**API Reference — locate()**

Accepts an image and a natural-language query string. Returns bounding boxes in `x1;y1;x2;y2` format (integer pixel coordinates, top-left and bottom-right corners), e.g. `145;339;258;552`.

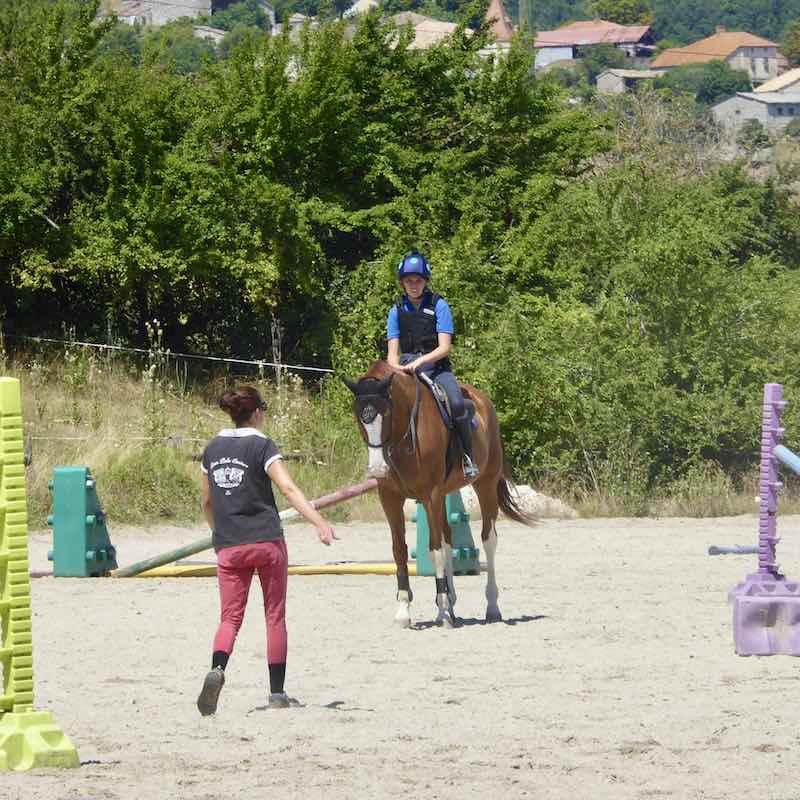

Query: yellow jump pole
136;562;420;578
0;377;79;771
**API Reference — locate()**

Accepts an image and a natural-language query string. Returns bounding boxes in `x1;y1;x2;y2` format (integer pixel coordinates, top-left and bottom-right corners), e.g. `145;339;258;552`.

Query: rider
386;250;479;480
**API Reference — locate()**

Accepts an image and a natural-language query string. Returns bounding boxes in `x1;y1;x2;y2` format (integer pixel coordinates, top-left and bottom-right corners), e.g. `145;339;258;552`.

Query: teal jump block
46;467;117;577
411;491;480;577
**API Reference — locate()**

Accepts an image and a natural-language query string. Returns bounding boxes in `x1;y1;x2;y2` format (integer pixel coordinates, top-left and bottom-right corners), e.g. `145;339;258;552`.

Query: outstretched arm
267;459;336;545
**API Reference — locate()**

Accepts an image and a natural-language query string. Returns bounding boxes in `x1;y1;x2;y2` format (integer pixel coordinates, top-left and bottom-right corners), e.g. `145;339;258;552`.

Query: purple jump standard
729;383;800;656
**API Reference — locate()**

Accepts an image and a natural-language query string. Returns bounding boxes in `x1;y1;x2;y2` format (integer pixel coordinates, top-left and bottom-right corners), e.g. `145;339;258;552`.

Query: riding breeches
400;355;466;420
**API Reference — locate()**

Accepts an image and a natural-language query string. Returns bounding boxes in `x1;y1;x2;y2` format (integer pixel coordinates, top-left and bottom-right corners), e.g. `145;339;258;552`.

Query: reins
382;375;421;478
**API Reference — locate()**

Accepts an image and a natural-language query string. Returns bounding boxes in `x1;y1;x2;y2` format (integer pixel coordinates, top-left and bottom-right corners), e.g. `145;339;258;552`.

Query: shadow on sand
412;613;547;630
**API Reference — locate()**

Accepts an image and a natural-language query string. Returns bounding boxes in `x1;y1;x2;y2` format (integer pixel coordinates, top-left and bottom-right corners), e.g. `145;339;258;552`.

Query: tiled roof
485;0;515;43
391;13;462;50
732;91;800;104
534;19;651;47
652;31;777;68
754;67;800;92
599;68;665;79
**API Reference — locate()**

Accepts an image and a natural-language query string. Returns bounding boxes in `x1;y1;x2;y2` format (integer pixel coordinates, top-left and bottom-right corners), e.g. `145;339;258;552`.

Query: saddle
409;372;477;481
416;372;476;430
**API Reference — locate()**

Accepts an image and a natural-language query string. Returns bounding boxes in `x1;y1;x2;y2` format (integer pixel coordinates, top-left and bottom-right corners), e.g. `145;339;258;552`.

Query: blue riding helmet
397;251;431;281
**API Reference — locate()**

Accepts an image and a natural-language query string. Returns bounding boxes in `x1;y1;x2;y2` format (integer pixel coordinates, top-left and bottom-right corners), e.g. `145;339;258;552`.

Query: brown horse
344;360;534;627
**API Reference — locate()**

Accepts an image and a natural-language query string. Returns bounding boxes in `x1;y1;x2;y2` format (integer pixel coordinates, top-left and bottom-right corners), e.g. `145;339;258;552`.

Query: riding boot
455;415;479;479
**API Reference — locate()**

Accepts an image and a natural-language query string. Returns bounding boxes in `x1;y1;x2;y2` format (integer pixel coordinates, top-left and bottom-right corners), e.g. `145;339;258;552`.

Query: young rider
386;250;478;480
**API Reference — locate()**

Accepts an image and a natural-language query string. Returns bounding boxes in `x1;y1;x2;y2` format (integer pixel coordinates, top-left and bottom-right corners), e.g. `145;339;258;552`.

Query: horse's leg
425;490;456;627
440;502;457;612
379;485;413;628
474;475;502;622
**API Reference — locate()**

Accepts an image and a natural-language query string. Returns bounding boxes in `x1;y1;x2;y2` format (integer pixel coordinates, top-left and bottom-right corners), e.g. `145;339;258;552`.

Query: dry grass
5;344;793;528
5;344;385;530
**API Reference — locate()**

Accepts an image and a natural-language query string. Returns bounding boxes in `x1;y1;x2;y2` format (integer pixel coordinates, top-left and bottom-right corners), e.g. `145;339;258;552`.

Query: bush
654;61;751;105
737;118;771;152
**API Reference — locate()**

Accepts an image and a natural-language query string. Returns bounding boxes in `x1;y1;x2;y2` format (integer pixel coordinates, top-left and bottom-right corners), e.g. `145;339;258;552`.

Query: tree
736;118;770;152
97;21;143;64
141;20;217;74
581;43;627;84
653;60;751;105
587;0;653;25
783;19;800;68
202;0;274;31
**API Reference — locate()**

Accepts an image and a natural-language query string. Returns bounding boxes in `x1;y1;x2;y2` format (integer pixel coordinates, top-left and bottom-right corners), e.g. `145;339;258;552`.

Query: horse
344;360;535;628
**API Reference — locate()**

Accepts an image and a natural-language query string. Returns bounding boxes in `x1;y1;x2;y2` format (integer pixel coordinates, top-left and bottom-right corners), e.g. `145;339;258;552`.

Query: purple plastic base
730;573;800;656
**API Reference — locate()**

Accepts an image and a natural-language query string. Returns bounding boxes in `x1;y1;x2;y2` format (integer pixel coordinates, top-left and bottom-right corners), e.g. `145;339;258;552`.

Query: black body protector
396;290;451;370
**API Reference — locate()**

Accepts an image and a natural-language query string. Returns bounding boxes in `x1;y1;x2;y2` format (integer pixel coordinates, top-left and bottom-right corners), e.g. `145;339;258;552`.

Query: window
777;107;784;115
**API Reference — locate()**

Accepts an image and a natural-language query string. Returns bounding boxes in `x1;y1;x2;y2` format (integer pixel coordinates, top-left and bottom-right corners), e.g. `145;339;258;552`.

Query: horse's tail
497;457;537;526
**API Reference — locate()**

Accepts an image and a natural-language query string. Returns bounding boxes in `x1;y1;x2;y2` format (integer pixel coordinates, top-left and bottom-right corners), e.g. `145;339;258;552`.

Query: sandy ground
6;513;800;800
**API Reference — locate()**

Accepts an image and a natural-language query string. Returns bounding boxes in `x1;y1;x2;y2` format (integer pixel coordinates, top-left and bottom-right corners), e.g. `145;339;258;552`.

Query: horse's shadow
412;613;547;630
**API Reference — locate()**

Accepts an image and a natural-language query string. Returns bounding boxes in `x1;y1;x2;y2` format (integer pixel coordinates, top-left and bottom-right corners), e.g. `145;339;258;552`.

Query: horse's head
343;366;396;479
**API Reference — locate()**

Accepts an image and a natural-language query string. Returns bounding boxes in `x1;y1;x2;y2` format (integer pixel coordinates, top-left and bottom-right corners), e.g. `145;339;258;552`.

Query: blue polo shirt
387;295;454;340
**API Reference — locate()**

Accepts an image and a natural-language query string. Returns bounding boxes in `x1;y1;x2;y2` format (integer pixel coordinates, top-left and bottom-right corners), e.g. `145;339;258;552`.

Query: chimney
716;25;726;33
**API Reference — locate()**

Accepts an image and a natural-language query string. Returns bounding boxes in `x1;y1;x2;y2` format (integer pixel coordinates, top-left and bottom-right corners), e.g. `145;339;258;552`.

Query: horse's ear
377;375;394;394
342;377;360;395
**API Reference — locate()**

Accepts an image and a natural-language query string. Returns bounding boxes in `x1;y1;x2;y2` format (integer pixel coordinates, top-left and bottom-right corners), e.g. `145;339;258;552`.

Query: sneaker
268;692;293;709
197;667;225;716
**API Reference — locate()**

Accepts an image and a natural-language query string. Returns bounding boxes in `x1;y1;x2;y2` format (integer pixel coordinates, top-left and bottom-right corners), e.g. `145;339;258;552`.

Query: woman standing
197;385;335;715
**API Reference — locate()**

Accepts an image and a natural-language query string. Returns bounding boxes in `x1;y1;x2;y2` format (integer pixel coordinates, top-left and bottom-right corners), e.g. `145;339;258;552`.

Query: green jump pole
112;478;378;578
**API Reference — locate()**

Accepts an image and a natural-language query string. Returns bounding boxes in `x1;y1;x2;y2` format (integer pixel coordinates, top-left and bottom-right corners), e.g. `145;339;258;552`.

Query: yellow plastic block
0;711;79;770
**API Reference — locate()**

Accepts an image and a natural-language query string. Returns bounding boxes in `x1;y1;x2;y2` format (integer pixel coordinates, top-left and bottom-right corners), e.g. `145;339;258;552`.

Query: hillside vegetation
4;1;800;520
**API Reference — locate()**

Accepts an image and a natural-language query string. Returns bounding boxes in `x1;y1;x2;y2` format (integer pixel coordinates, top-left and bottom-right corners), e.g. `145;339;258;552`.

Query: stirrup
462;456;479;479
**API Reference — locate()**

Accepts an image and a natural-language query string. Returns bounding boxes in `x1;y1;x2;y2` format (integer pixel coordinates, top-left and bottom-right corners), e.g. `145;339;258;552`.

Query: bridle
357;377;421;458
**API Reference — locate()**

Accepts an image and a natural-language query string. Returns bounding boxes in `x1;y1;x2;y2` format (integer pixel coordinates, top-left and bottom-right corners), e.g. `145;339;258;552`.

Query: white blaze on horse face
363;415;389;477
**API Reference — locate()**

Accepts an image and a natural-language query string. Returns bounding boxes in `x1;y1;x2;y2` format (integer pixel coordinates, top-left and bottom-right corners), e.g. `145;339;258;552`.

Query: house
713;92;800;133
651;27;779;85
101;0;275;31
480;0;515;55
754;67;800;94
391;13;463;50
101;0;212;26
596;68;664;94
534;19;655;71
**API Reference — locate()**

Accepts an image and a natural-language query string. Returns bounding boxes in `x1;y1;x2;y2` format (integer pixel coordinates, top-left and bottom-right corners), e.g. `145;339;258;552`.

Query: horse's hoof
485;608;503;623
394;615;412;629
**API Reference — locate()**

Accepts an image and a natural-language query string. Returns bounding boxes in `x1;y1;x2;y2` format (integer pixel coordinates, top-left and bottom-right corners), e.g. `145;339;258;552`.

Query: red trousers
213;539;288;665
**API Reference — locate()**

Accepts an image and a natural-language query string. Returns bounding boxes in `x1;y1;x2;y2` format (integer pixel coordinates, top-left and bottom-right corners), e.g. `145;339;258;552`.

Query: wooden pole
112;478;378;578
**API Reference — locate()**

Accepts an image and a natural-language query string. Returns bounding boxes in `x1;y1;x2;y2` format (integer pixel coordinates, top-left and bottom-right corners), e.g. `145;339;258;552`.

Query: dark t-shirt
201;427;284;552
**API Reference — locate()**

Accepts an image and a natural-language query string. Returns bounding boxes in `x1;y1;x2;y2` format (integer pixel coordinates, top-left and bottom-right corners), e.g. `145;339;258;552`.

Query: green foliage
580;43;627;84
785;116;800;140
652;0;800;43
141;19;218;74
783;19;800;67
97;21;143;64
218;22;267;58
587;0;653;25
737;118;771;151
201;0;274;31
5;0;800;511
653;60;751;105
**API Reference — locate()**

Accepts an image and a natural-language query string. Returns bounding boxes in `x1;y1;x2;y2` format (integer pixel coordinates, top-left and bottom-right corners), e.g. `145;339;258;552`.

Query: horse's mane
360;360;401;382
